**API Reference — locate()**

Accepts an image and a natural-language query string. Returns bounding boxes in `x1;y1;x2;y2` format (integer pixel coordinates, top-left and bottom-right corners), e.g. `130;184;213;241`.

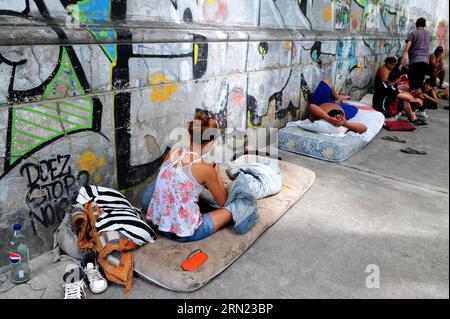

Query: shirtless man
307;80;368;134
375;57;408;92
376;57;398;84
429;47;446;89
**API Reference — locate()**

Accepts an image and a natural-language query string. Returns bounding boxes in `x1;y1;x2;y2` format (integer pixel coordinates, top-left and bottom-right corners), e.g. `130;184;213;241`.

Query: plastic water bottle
8;224;31;283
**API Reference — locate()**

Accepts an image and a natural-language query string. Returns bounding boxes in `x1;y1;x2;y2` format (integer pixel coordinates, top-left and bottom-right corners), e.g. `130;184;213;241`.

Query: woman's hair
435;46;444;54
188;112;218;144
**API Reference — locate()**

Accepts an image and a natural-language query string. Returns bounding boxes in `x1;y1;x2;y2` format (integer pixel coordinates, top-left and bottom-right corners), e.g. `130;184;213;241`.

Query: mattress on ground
279;109;384;162
279;126;366;162
134;155;315;292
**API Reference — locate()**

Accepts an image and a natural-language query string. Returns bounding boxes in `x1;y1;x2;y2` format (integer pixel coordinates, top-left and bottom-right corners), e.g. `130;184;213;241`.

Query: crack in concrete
30;48;44;84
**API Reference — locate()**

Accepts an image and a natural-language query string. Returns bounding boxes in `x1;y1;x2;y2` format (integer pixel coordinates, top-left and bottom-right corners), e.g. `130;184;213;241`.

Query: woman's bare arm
213;164;227;198
195;164;228;207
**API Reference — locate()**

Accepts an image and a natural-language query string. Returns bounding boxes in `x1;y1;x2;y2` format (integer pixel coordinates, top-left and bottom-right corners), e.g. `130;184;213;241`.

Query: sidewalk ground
1;105;448;299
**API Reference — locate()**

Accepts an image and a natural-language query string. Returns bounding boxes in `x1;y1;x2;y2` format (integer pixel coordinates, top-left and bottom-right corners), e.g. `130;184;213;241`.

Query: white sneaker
64;280;86;299
84;262;108;294
416;111;429;119
63;264;86;299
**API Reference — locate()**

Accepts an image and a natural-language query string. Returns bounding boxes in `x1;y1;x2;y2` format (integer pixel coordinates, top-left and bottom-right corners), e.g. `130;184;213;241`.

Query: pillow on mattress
292;119;349;135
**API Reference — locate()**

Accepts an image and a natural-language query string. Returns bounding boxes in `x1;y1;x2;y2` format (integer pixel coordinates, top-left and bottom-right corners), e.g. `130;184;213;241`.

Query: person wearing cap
400;17;432;97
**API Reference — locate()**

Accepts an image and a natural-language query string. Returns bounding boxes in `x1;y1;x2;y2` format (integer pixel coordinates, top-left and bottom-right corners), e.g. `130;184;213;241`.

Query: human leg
160;211;231;243
409;62;428;95
438;67;446;88
323;79;350;102
208;208;233;231
401;100;417;121
311;80;335;105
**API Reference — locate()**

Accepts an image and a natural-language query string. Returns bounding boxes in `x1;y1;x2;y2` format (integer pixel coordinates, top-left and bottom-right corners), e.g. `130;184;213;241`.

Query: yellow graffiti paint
323;4;332;22
94;173;103;183
284;41;292;50
149;72;178;103
194;43;199;65
79;151;107;175
207;0;217;4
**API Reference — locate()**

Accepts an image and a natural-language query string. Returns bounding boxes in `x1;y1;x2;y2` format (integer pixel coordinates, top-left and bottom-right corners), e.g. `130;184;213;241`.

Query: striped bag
76;185;157;246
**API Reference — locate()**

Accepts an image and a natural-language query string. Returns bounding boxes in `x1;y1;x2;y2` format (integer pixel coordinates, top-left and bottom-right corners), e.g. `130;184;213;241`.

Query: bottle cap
13;224;21;231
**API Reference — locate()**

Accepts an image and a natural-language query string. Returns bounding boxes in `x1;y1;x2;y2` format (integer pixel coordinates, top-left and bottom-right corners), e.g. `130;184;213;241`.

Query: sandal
400;148;428;155
382;136;407;143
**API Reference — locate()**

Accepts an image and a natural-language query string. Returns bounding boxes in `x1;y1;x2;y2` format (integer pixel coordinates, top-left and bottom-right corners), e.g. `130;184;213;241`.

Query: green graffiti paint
9;48;94;165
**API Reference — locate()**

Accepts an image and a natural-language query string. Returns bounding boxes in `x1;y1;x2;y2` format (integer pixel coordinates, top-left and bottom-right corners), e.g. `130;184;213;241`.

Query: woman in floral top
146;113;232;242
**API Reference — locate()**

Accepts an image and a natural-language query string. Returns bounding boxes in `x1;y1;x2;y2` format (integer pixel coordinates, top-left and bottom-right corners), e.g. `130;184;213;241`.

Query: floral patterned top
146;150;205;237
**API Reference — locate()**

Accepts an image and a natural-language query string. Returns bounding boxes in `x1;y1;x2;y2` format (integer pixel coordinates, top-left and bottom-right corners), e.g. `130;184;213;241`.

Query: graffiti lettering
20;154;87;228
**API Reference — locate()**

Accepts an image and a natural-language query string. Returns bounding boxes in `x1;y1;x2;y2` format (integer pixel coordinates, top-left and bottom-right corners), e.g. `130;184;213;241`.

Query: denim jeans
159;213;216;242
141;180;157;212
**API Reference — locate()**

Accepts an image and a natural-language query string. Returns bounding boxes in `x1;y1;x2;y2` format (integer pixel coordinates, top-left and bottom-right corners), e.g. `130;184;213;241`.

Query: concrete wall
0;0;448;265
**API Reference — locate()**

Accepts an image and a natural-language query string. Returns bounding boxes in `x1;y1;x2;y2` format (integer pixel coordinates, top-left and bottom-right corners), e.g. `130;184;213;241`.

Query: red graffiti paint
203;0;228;22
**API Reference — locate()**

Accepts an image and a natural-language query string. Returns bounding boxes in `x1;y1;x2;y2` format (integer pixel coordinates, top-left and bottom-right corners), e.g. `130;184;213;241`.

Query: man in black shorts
373;70;428;126
400;18;432;97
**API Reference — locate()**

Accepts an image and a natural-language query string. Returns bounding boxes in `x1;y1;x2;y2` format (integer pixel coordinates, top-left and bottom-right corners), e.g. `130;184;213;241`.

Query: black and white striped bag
76;185;157;246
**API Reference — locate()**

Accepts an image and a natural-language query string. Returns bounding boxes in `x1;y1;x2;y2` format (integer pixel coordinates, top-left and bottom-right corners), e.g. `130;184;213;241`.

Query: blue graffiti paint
75;0;117;62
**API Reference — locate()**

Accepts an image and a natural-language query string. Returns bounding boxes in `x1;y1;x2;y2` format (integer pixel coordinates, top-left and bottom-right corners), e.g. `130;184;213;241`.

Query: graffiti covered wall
0;0;448;264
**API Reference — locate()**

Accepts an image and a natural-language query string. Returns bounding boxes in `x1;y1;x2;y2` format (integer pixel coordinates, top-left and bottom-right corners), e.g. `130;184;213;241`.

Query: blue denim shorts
160;213;216;242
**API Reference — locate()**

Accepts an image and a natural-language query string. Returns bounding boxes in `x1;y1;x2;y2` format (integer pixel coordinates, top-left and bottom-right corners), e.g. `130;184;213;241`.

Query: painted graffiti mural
21;154;82;229
0;0;448;263
335;0;352;31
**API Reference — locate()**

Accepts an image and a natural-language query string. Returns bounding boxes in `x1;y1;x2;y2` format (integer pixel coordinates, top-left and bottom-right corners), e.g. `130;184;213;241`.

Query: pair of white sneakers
63;262;108;299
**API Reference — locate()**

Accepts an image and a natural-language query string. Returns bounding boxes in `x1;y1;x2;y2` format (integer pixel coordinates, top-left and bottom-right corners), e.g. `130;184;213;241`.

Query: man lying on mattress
307;80;368;134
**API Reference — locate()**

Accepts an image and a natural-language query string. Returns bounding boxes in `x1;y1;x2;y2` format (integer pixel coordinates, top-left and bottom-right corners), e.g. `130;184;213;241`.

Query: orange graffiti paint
323;4;332;22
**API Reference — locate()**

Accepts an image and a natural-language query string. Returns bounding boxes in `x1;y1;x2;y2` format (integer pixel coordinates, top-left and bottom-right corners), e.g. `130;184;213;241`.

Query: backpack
52;204;85;262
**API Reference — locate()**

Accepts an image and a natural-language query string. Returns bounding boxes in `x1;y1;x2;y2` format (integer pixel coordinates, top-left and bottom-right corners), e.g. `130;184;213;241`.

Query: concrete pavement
1;106;448;299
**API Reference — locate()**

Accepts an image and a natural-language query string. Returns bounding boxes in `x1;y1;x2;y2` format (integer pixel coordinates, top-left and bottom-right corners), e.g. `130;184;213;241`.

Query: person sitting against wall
307;80;368;134
373;69;427;126
146;112;233;242
376;57;410;92
376;57;398;87
428;46;446;89
421;78;440;110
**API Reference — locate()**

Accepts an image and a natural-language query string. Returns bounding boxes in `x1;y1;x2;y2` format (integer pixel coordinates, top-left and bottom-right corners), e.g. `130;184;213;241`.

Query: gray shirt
407;28;432;64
